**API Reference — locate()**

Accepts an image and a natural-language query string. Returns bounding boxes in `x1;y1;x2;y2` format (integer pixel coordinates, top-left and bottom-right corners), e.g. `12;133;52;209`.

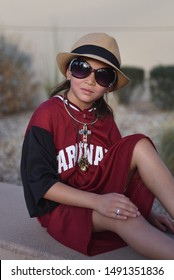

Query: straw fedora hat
56;33;129;90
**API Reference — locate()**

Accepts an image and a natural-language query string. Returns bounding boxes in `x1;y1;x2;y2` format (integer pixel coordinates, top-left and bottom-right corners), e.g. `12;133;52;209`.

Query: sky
0;0;174;79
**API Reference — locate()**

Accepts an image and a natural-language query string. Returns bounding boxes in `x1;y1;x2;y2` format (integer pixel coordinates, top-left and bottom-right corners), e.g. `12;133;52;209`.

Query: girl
21;32;174;259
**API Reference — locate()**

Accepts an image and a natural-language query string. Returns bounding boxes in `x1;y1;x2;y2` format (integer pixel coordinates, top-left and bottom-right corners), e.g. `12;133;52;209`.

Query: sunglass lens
70;60;91;79
95;69;116;87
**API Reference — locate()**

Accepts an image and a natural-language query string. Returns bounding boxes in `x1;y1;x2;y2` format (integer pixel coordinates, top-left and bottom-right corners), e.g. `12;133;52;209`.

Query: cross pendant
79;124;91;143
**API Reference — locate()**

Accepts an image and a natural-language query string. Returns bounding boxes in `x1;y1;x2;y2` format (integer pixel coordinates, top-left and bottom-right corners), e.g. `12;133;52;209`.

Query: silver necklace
63;97;98;171
63;98;98;126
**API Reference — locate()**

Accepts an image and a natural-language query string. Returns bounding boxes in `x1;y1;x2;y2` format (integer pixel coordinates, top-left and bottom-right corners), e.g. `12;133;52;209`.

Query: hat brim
56;52;129;91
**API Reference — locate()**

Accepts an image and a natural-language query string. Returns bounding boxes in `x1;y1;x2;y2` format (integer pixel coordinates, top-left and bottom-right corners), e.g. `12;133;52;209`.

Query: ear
66;68;71;80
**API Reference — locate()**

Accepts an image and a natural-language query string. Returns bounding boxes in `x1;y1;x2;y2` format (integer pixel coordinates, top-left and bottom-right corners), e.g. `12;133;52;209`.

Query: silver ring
116;208;120;215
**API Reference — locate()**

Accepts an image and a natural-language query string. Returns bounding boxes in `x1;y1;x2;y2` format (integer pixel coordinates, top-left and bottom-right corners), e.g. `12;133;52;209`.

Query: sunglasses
69;58;117;88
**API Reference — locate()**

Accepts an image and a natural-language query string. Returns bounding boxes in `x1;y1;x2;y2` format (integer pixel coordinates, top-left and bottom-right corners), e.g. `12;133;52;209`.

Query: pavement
0;181;147;260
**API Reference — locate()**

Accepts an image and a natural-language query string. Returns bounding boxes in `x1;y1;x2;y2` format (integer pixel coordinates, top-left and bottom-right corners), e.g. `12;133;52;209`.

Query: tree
149;65;174;110
0;35;39;115
117;66;145;105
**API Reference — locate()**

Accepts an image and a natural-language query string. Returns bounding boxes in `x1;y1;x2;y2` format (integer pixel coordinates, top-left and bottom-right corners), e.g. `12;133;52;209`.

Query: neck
66;91;94;111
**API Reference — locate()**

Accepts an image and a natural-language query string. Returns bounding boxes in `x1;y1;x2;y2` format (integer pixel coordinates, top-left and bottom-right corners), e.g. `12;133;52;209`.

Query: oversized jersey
21;95;121;217
21;95;154;256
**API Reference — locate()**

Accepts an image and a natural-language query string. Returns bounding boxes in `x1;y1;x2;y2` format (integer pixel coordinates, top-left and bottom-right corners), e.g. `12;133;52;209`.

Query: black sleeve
21;126;59;217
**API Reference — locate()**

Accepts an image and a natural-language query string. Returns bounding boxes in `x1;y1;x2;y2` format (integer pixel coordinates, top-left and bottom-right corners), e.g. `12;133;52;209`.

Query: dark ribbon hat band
71;45;120;69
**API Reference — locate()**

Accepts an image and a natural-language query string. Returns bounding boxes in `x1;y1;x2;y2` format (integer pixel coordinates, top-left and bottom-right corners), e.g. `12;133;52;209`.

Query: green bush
117;66;145;105
160;128;174;176
0;35;39;115
149;65;174;110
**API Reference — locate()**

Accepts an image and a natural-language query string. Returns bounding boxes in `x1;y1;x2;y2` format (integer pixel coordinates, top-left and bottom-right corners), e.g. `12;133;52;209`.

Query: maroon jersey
21;95;154;256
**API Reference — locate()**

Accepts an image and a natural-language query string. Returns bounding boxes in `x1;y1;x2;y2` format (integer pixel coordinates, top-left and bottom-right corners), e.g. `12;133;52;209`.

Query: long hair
50;79;114;119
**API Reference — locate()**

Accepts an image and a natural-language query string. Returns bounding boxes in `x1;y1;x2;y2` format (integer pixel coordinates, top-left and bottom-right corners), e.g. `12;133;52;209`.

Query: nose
85;71;96;86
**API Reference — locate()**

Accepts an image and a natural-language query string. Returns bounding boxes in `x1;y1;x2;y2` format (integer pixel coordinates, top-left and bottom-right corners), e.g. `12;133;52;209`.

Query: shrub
149;65;174;110
160;128;174;176
117;66;145;105
0;35;39;115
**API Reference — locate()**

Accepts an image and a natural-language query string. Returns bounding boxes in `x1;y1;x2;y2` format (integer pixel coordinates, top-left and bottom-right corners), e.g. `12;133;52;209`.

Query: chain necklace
63;98;98;126
63;96;98;171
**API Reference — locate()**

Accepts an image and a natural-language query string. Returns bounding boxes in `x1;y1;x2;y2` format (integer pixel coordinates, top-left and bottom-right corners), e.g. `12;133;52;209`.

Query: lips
81;87;93;94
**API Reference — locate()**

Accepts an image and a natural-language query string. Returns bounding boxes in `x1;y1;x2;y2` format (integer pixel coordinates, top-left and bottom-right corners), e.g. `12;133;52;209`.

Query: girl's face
66;58;114;110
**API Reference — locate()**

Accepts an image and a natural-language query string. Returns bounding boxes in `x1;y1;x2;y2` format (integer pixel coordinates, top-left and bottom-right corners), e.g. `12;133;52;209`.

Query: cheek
71;77;80;86
97;86;107;96
69;77;82;91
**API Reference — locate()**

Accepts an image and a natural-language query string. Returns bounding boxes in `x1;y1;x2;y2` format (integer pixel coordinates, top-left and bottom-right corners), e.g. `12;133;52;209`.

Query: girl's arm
44;182;140;220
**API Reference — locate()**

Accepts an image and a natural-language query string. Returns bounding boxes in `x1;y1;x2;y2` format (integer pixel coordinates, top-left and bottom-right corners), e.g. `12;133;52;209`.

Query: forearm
43;181;140;220
43;181;98;210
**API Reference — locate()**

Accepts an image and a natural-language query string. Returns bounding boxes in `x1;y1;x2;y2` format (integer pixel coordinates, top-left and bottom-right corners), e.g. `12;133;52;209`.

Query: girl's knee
131;138;156;168
135;138;154;151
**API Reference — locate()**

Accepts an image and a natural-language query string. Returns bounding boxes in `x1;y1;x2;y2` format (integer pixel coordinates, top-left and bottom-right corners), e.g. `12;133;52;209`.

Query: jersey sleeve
21;125;59;217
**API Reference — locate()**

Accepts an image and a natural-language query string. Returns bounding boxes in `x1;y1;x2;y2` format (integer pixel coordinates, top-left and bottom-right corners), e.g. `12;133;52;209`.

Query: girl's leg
131;138;174;218
92;210;174;259
91;139;174;259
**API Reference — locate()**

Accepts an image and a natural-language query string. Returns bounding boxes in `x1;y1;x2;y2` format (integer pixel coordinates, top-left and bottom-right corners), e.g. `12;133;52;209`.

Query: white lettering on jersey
57;143;108;173
65;145;77;169
94;146;104;165
57;150;68;173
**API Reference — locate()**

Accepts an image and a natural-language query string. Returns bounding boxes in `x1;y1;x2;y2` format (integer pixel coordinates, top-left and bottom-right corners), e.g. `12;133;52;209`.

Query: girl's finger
112;207;140;219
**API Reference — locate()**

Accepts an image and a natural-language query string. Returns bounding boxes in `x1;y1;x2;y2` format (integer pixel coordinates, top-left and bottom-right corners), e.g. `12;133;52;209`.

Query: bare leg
92;210;174;259
91;139;174;259
131;138;174;218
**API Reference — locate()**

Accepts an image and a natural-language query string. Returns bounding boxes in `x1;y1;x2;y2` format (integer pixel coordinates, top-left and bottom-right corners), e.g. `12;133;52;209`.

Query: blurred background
0;0;174;185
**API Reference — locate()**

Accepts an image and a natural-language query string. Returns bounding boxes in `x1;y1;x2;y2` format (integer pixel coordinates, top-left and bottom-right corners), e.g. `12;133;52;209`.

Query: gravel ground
0;111;33;185
0;100;174;187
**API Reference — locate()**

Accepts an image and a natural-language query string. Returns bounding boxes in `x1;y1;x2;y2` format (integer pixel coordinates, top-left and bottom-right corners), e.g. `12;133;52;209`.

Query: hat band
71;45;120;69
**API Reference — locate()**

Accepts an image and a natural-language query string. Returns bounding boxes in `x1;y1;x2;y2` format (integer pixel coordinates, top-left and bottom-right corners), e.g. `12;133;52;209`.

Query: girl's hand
95;193;140;220
148;211;174;233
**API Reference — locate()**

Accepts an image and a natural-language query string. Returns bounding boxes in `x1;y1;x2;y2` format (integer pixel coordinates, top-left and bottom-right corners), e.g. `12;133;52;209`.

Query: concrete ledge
0;182;146;260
